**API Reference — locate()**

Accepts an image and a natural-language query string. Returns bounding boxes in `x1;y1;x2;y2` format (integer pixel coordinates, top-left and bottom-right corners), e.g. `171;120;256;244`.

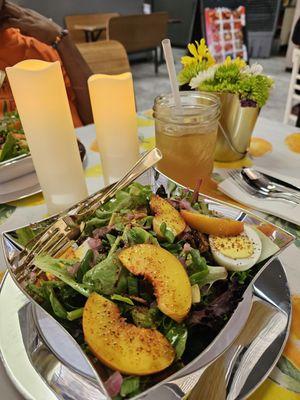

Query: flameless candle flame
88;72;139;185
6;60;88;214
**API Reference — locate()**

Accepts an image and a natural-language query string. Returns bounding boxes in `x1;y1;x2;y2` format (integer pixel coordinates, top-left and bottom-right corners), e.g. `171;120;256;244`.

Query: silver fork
15;148;162;283
227;169;300;205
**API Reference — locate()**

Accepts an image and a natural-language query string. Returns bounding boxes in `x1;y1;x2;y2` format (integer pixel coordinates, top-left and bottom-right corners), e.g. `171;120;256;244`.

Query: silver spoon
242;168;300;202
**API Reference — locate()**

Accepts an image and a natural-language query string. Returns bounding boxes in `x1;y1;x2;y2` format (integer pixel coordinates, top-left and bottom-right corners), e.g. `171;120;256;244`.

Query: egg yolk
211;234;254;259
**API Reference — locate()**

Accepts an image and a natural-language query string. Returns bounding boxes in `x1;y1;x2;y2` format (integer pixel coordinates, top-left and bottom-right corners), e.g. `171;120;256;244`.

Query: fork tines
15;218;75;283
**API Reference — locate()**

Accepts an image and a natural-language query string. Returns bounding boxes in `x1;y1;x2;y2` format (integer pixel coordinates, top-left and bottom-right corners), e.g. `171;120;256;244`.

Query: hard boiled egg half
209;225;262;271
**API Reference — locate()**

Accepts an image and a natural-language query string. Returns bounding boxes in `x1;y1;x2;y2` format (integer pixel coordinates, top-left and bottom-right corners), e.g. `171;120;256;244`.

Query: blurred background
13;0;299;122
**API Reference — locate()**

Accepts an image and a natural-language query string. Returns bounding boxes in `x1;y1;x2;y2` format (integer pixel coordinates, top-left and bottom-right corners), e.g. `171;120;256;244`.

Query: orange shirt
0;28;82;127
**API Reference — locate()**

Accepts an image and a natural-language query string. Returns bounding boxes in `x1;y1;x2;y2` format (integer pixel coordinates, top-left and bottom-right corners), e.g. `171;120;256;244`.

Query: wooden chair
65;13;119;43
284;48;300;126
107;12;169;74
76;40;131;75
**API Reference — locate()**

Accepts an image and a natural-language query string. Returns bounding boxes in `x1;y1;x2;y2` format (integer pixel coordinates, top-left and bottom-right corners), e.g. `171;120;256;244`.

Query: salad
0;110;86;164
0;110;29;162
21;182;281;399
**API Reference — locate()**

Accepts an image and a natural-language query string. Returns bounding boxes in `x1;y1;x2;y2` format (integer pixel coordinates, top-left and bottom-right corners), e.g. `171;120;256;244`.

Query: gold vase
214;93;259;162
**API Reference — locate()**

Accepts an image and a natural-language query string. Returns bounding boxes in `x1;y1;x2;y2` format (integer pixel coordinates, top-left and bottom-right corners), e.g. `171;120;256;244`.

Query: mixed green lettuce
26;182;280;399
0;111;29;162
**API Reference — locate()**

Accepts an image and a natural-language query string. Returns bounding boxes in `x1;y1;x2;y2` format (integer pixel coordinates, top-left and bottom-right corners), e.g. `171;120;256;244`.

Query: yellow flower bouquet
178;39;273;108
178;39;274;161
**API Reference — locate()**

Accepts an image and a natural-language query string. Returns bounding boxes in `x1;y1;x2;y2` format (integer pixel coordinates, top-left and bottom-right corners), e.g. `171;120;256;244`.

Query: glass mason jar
153;91;220;189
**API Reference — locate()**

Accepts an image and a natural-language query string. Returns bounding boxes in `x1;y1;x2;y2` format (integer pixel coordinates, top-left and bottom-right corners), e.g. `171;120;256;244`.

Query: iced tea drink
153;92;220;189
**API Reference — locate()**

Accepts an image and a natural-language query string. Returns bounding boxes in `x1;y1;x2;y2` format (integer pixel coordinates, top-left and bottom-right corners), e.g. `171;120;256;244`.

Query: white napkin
255;166;300;190
218;178;300;226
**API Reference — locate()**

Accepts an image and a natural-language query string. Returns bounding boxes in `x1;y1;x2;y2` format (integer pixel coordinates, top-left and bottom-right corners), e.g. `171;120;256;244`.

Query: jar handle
218;121;247;157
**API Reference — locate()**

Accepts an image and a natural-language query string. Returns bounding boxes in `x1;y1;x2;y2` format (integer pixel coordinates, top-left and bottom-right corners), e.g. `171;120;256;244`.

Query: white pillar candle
6;60;88;214
88;72;139;185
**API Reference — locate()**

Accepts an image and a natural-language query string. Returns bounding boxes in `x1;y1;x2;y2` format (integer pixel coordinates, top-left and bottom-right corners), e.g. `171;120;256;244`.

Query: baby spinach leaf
34;255;90;297
76;249;94;283
127;275;138;296
48;287;68;319
190;266;227;287
189;248;208;274
160;222;175;244
84;217;109;234
189;270;210;285
111;294;134;306
165;324;188;359
106;233;116;246
83;254;121;295
115;268;129;294
126;227;158;245
137;216;153;229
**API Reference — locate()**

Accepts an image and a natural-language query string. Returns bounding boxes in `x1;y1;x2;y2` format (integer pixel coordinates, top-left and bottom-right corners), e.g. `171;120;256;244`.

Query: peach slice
181;210;244;237
83;292;175;375
150;195;186;238
119;244;192;322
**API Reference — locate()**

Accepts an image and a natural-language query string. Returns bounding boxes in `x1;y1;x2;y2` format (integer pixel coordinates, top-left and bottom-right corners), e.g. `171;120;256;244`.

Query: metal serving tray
0;153;35;184
0;169;294;400
0;141;86;203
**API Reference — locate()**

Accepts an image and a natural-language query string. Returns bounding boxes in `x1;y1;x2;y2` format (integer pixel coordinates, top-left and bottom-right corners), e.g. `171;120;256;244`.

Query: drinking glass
153;91;220;189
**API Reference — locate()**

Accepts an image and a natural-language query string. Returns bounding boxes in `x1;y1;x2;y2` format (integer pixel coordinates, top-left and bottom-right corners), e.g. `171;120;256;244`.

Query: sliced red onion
166;198;179;208
104;371;123;397
93;226;113;239
179;198;192;210
183;243;192;253
134;212;147;219
179;257;187;269
191;179;203;204
183;224;192;233
67;262;81;277
92;249;99;264
29;271;37;282
88;237;102;250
